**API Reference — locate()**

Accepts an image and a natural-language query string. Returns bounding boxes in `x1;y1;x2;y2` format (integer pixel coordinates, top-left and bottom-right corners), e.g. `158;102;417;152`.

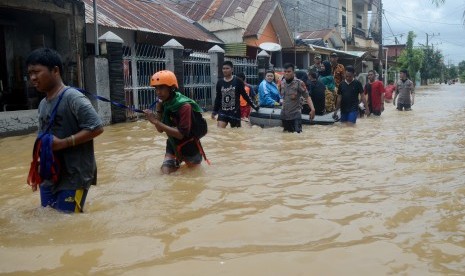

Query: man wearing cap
330;52;345;88
308;54;323;78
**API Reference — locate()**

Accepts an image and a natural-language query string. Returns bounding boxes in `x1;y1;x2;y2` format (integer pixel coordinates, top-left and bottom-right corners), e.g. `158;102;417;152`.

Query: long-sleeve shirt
213;76;255;118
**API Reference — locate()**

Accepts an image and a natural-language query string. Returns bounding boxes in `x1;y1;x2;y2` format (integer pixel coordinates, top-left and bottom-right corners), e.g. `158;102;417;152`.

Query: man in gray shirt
27;48;104;213
393;69;415;111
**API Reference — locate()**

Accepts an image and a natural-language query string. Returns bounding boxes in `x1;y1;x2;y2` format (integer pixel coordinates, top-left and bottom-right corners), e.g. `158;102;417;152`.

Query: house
81;0;223;52
279;0;381;68
0;0;86;111
165;0;294;65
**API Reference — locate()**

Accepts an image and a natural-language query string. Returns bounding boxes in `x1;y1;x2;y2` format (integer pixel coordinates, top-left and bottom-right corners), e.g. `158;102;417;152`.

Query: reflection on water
1;84;464;275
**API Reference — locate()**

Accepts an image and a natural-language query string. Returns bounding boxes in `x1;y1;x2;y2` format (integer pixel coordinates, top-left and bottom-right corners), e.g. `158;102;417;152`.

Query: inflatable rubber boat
249;107;336;128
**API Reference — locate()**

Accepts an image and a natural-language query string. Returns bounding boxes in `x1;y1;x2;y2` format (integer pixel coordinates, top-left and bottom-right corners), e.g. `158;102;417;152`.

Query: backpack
191;110;207;139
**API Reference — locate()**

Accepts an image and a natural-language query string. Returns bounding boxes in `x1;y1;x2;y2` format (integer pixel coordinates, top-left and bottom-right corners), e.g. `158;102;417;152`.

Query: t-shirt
38;87;103;192
307;79;326;115
280;77;309;120
364;80;385;112
338;79;364;113
396;79;414;104
213;76;254;118
384;84;395;100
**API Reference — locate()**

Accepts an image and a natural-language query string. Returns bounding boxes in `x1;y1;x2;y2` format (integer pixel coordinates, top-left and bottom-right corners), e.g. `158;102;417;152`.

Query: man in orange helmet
144;70;207;174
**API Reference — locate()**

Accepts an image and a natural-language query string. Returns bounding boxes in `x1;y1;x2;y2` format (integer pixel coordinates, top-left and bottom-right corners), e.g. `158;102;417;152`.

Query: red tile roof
82;0;222;43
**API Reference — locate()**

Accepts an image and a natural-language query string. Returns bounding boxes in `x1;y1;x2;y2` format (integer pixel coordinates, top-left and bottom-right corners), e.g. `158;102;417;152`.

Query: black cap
330;52;338;57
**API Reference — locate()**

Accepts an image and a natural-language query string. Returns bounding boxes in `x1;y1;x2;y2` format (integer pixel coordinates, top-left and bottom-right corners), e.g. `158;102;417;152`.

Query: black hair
265;69;275;75
388;79;394;84
400;69;408;74
26;48;63;76
283;63;295;71
345;65;355;74
368;69;377;75
222;60;233;68
236;72;246;80
309;72;318;79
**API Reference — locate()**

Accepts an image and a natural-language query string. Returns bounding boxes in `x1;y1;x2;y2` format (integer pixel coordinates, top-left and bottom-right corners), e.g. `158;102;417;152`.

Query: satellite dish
259;42;282;52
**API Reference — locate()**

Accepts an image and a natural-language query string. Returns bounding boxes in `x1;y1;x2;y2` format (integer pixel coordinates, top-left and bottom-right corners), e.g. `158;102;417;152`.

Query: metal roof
82;0;222;44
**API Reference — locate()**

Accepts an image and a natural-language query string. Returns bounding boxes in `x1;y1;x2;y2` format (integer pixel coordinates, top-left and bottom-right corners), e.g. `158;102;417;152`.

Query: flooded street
1;84;465;275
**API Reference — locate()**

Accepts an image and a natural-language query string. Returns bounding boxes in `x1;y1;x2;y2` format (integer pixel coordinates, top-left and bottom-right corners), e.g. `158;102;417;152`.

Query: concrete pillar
208;45;225;107
257;50;270;83
99;31;125;123
302;52;310;70
276;51;283;69
84;57;111;125
162;39;184;91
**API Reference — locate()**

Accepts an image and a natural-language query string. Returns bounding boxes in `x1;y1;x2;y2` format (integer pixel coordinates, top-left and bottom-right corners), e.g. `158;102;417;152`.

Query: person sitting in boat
319;60;337;112
258;70;282;108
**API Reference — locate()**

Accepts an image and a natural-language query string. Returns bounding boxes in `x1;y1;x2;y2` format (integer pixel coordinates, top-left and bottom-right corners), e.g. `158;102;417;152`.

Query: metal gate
123;44;166;119
182;51;211;109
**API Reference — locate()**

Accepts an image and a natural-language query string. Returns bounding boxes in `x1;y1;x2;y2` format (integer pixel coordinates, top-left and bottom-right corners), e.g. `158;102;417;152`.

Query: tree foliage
396;31;423;82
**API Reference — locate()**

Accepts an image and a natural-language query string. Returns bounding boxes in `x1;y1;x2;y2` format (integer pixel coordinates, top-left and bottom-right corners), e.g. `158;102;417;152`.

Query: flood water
1;84;464;275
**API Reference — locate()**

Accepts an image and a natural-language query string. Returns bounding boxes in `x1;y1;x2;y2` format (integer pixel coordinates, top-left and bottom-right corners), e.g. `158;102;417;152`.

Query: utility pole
378;1;383;78
291;1;300;67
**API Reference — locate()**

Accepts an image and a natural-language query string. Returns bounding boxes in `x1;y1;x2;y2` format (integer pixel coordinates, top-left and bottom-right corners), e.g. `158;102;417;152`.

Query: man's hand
309;109;315;120
144;109;159;125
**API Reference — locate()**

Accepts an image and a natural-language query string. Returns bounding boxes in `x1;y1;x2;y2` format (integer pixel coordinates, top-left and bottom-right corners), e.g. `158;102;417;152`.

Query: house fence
122;43;259;119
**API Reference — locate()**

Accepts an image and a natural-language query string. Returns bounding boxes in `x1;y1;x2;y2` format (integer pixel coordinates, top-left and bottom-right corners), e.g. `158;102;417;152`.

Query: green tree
448;64;458;80
420;48;444;84
397;31;423;83
458;61;465;74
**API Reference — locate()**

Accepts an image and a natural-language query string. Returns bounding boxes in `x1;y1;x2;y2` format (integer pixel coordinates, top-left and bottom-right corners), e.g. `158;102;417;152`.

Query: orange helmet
150;70;178;88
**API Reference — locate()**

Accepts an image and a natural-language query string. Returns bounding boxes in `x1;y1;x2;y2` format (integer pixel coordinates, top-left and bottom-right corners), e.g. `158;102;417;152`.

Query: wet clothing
338;79;364;114
282;118;302;133
306;79;326;115
395;79;414;105
38;87;103;194
161;92;203;164
365;80;385;114
258;79;281;107
213;76;255;126
40;185;88;213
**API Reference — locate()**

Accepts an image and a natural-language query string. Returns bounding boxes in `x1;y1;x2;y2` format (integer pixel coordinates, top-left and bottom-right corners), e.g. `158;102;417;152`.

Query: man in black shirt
211;61;258;128
333;66;368;125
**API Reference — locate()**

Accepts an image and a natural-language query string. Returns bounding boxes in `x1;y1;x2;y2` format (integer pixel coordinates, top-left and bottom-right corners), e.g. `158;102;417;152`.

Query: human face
330;56;337;64
284;67;294;80
345;71;354;83
400;72;406;80
155;85;172;102
265;73;275;82
367;71;375;82
314;58;321;65
27;64;59;93
222;65;233;78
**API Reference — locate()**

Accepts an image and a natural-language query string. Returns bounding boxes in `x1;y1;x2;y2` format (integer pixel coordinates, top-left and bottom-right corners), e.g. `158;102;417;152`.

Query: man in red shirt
384;79;395;103
364;70;385;116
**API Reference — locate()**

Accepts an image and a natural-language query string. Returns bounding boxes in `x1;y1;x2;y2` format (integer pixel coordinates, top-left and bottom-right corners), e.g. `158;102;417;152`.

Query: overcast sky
382;0;465;65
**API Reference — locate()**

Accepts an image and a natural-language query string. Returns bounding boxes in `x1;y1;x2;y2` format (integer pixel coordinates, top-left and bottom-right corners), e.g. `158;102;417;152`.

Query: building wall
279;0;339;32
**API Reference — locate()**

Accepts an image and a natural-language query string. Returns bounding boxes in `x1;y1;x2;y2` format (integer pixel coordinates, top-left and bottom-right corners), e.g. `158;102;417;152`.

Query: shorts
217;113;241;128
340;111;358;123
163;139;202;168
40;184;88;213
240;106;251;118
282;118;302;133
397;103;411;111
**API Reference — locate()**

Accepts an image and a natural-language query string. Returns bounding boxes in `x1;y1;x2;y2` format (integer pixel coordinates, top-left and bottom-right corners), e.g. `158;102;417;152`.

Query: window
342;15;346;27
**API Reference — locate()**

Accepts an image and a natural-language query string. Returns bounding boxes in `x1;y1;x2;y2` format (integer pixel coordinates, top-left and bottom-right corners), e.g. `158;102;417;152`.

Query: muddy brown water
0;84;464;275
